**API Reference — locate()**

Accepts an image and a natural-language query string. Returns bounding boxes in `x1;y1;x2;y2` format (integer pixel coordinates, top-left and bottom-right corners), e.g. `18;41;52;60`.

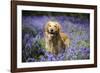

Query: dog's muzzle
49;29;55;34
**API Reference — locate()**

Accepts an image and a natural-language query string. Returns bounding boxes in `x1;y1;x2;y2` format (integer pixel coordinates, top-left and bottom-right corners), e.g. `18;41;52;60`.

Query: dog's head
45;21;61;35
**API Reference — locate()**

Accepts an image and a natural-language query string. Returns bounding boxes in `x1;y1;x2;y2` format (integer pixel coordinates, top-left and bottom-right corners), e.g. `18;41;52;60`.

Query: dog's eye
48;24;51;27
54;25;57;27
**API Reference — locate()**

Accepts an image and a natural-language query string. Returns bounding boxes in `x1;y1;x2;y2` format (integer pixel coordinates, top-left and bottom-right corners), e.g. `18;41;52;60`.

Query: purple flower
40;56;46;61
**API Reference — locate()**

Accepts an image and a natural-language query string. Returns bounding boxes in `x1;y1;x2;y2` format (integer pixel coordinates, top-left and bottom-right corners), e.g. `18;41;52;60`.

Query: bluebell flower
40;56;46;61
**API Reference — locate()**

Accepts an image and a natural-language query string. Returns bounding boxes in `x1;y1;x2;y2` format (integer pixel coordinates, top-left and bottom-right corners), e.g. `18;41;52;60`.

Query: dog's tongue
50;34;54;37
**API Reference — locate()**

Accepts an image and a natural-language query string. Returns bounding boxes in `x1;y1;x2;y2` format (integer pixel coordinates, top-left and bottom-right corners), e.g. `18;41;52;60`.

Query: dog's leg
65;38;70;48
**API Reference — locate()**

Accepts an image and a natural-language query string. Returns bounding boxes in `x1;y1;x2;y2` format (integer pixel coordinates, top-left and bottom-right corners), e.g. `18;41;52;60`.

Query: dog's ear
44;21;49;32
44;23;47;32
56;22;61;32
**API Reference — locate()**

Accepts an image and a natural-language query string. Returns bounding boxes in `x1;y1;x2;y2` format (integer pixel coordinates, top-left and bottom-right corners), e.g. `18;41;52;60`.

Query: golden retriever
44;21;70;55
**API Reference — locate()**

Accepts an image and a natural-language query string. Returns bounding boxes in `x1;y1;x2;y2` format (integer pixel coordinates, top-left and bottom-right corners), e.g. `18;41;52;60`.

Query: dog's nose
51;29;53;32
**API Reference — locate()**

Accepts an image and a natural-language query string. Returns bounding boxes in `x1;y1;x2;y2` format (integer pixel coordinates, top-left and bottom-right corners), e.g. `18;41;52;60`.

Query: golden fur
44;21;70;55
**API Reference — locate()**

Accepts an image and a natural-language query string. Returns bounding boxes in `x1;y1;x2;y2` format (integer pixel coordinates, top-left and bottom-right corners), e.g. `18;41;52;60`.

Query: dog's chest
49;38;62;50
45;33;64;54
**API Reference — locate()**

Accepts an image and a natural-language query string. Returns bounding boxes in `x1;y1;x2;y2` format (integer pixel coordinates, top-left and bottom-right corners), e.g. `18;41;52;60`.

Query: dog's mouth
48;29;58;35
49;31;58;37
49;30;56;34
49;32;55;34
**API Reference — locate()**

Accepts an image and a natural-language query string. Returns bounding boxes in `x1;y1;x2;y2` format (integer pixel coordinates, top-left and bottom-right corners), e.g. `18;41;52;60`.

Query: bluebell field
22;11;90;62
